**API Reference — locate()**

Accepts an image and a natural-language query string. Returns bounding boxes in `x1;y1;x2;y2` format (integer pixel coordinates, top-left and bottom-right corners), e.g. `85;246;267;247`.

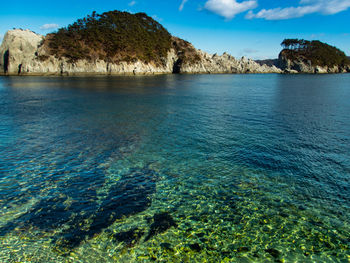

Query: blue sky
1;0;349;59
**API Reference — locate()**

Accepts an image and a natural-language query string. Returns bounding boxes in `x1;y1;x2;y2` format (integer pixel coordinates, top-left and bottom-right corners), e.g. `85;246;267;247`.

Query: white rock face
179;51;281;74
0;29;44;74
0;29;281;75
278;51;349;74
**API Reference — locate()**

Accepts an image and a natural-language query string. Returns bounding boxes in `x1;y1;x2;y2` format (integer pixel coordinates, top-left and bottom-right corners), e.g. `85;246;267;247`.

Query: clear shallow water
0;74;349;262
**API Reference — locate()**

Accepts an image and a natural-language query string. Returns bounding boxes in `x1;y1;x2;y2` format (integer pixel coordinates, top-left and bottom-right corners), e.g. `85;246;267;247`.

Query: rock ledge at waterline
0;29;281;76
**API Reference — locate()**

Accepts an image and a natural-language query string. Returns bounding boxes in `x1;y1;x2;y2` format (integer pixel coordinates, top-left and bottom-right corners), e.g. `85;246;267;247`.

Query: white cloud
243;48;258;53
310;33;325;38
152;15;163;22
179;0;188;11
246;0;350;20
204;0;258;19
128;1;136;6
40;24;59;30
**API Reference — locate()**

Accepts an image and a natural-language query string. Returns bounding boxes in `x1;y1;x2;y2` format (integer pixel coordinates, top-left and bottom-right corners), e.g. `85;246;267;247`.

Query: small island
0;10;349;75
278;39;350;73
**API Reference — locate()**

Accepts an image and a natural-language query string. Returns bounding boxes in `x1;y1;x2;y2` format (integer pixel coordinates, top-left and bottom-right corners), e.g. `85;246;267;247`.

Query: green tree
281;38;350;67
44;10;172;64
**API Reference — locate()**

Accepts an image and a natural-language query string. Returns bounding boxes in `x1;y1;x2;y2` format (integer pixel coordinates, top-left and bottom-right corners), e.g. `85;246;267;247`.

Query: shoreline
1;71;349;77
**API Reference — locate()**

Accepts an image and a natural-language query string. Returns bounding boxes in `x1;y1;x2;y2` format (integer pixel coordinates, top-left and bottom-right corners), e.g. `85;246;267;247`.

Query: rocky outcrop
278;50;350;74
0;29;178;75
171;37;281;74
0;29;44;74
179;51;281;74
0;29;281;76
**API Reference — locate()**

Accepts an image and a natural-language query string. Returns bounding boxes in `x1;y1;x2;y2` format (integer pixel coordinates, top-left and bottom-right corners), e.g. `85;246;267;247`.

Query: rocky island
278;39;350;73
0;10;349;75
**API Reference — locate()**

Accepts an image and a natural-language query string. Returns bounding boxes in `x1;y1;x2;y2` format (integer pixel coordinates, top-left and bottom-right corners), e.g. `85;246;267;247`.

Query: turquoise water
0;74;349;262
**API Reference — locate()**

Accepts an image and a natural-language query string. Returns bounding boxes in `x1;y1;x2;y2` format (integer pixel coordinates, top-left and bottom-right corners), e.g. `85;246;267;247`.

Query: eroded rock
0;29;282;75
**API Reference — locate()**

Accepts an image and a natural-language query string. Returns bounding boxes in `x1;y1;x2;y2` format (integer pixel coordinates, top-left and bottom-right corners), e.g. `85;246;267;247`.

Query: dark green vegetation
44;11;172;64
280;38;350;67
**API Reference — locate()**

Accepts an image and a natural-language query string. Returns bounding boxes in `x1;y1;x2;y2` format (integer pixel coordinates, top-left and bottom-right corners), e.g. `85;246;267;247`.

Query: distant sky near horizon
1;0;349;59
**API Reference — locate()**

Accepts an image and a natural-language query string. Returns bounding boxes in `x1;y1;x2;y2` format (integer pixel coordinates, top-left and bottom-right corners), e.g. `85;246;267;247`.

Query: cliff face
0;29;44;74
0;29;281;76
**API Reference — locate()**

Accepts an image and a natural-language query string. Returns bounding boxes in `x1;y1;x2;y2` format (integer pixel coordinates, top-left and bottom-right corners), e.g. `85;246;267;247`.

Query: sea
0;74;349;262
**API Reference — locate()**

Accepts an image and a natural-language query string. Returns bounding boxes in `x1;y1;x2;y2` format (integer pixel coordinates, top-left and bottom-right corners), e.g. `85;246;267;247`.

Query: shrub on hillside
280;39;350;67
45;11;172;64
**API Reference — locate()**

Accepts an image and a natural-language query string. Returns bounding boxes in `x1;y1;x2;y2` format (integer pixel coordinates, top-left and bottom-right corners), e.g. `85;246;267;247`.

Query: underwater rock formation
114;228;144;248
55;167;157;250
0;166;158;251
145;212;177;241
265;248;281;259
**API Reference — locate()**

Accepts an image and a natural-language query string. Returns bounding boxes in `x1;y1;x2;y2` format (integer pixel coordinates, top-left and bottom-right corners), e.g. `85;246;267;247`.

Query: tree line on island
280;38;350;68
43;11;172;64
40;10;202;66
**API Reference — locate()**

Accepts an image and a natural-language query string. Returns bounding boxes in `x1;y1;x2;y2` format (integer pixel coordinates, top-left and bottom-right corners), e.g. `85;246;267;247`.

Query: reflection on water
0;74;349;262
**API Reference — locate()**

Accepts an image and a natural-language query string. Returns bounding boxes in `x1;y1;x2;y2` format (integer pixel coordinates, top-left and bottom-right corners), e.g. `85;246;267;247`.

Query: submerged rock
237;247;250;253
188;243;201;252
145;212;177;241
114;228;144;247
265;248;281;258
160;242;174;252
0;174;101;237
0;166;158;252
55;167;157;249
